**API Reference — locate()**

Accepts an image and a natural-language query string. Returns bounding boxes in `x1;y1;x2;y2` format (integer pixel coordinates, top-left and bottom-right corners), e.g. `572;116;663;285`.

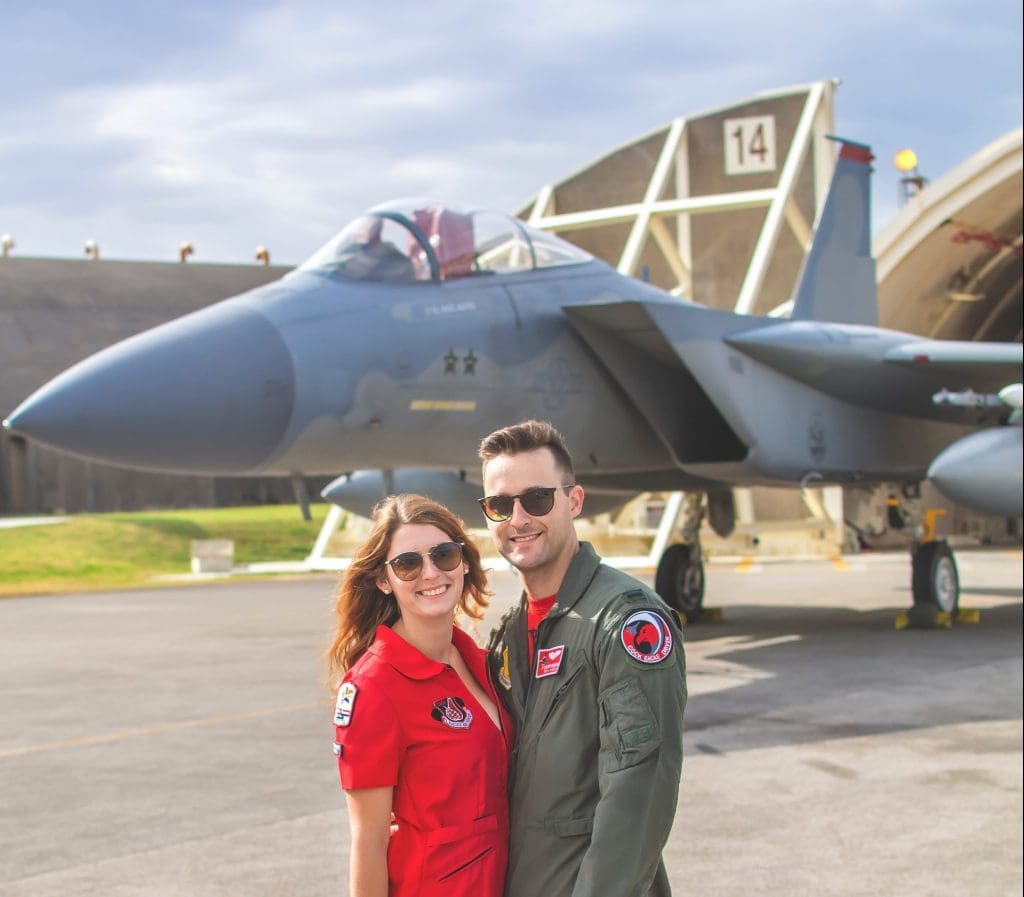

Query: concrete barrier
190;539;234;574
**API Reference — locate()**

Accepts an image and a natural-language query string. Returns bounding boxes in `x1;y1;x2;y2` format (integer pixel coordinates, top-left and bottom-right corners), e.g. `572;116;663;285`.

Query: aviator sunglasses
384;541;465;582
478;485;574;523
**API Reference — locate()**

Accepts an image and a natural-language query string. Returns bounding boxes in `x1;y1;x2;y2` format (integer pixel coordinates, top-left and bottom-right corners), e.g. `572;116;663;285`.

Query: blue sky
1;0;1020;265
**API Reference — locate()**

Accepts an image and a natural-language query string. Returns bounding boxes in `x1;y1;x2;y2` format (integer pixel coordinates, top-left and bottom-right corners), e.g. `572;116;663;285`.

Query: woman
325;494;511;897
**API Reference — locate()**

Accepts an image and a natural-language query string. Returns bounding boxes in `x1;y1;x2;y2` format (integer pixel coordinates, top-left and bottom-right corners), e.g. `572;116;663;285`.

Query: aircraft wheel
655;544;705;617
911;540;959;613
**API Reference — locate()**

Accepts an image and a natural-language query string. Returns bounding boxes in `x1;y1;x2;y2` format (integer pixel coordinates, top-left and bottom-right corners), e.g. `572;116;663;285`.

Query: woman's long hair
325;494;491;688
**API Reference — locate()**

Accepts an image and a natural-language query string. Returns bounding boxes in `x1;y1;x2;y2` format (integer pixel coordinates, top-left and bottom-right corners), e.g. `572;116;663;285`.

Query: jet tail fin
790;138;877;326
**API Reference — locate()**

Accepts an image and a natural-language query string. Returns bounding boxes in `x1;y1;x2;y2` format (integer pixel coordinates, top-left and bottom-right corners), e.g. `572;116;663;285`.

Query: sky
1;0;1021;266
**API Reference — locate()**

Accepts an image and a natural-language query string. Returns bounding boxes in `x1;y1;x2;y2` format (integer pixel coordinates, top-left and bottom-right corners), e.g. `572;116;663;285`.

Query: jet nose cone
4;301;295;474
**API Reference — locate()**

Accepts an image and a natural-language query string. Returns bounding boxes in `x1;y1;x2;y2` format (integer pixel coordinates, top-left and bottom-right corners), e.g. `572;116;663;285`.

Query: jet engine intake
322;469;484;523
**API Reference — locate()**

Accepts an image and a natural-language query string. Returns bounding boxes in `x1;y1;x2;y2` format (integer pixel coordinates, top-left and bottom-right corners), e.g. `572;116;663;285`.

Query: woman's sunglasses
477;485;574;523
384;541;465;582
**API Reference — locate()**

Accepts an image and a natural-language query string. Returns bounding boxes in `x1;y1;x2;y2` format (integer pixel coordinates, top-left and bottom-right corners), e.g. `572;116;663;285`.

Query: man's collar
549;541;602;615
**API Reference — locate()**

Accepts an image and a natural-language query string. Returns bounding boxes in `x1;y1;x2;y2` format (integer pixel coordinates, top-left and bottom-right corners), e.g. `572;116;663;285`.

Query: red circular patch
620;610;673;664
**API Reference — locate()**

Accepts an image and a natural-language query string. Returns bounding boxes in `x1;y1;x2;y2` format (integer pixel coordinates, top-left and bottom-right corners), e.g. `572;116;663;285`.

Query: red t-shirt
334;625;512;897
526;593;557;662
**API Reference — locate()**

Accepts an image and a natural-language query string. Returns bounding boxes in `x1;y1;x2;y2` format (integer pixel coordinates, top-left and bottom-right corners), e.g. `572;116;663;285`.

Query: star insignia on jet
443;348;458;375
463;350;478;375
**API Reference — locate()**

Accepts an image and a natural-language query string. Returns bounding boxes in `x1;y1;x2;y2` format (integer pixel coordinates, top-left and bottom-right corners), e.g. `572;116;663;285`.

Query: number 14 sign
724;115;776;175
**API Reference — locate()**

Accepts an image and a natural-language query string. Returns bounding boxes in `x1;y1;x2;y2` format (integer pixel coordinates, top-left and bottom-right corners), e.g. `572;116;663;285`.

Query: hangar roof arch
875;128;1022;342
522;84;1021;346
520;81;839;318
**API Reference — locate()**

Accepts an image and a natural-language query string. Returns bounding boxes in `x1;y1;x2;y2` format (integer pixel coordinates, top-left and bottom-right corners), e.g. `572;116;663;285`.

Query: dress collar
368;623;482;681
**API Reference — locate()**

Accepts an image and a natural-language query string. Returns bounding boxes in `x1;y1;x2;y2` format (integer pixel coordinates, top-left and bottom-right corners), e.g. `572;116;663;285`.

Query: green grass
0;505;331;597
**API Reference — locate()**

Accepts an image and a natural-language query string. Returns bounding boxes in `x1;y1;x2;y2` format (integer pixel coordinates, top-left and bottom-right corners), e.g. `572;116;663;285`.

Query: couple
326;420;687;897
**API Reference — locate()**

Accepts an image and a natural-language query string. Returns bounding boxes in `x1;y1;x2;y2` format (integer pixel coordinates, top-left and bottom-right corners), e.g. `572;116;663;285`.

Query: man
479;419;686;897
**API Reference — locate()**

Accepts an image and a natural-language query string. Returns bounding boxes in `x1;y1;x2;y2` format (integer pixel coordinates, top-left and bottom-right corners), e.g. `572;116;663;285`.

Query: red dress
334;624;512;896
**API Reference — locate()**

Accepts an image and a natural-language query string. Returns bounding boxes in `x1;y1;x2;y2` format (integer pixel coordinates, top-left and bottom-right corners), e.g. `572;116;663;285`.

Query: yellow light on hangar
894;148;918;172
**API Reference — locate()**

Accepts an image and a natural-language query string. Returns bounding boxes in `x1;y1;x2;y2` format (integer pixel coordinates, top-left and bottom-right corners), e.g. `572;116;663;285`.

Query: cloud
0;0;1019;262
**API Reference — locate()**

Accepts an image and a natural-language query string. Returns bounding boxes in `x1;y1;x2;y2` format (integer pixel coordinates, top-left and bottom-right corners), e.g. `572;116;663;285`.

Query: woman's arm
344;786;393;897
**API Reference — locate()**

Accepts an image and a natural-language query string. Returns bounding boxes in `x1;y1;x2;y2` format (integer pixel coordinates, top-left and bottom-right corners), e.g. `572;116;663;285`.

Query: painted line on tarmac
0;701;322;760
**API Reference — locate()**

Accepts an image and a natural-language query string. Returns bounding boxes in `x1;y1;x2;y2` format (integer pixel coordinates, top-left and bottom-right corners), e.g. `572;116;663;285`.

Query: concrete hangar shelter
520;80;1022;546
1;80;1021;541
0;261;330;515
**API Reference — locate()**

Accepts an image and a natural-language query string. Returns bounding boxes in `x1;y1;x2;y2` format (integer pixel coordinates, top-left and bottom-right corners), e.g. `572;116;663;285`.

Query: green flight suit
487;542;686;897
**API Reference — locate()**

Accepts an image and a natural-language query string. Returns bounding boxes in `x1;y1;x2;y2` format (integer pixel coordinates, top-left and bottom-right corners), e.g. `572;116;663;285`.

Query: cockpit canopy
299;200;593;283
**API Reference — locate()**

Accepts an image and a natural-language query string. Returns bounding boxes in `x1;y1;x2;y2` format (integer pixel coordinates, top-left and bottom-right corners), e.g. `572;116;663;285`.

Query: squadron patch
620;610;674;664
535;645;566;678
498;648;512;691
334;682;358;727
431;696;473;730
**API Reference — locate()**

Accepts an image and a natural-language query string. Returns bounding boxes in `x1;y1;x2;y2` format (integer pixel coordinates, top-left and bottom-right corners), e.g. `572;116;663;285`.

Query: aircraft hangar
517;81;1022;546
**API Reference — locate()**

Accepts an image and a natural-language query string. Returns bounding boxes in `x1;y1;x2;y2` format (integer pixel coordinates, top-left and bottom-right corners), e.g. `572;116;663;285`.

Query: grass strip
0;505;330;597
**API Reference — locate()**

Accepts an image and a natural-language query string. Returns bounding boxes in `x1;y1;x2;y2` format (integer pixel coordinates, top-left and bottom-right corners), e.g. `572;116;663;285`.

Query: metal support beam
618;117;686;276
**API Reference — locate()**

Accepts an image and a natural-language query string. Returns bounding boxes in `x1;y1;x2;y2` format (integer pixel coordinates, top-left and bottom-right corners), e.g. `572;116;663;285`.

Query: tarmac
0;548;1020;896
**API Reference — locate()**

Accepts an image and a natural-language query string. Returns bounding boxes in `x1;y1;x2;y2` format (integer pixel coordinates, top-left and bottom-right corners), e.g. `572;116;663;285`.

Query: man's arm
572;603;687;897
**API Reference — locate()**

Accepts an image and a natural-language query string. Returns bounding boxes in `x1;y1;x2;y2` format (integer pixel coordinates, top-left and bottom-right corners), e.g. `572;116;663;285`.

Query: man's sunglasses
478;485;574;523
384;541;465;582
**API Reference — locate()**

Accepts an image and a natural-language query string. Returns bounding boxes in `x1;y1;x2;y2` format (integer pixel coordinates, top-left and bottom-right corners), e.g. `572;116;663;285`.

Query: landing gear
655;543;705;617
911;539;960;614
891;484;962;626
654;492;708;617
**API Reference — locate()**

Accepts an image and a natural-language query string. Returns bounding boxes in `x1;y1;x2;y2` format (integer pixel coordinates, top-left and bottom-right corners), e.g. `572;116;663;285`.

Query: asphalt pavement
0;549;1020;896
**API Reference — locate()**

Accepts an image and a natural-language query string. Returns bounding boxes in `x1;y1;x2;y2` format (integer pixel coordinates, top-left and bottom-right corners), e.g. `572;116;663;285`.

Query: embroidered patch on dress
431;696;473;729
620;610;674;664
535;644;566;678
334;682;358;727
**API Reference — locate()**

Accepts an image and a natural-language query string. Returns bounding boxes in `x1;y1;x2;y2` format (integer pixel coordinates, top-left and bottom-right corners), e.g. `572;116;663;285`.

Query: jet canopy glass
299;200;593;283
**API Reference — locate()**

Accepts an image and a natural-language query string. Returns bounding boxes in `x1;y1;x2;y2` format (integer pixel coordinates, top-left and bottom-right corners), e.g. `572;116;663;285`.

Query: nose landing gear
654;492;708;619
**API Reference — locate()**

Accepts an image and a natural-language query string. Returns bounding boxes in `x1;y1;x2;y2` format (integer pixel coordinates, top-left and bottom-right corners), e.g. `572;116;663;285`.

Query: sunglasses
384;541;465;582
478;485;574;523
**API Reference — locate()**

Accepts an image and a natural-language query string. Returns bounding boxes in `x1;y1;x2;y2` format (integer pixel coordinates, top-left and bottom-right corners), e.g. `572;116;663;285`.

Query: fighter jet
5;139;1022;619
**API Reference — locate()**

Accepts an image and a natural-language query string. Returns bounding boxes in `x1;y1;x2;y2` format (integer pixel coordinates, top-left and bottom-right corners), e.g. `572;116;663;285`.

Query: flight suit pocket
544;814;594;837
599;676;661;770
424;814;499;885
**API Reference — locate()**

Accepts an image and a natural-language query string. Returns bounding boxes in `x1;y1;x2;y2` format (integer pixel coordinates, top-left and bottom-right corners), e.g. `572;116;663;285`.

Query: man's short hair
478;419;575;481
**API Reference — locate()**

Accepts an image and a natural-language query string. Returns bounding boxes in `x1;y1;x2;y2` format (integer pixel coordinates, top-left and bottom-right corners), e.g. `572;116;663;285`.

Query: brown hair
478;419;575;480
324;493;491;687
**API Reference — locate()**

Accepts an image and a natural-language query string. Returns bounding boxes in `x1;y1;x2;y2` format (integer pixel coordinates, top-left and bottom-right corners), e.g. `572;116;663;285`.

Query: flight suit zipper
537;664;583;732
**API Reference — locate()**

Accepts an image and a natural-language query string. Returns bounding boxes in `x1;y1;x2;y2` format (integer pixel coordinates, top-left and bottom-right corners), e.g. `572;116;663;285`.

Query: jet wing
724;321;1022;423
565;300;1023;437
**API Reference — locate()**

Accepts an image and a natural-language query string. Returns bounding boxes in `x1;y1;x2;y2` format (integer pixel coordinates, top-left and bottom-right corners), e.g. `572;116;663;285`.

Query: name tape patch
536;644;566;678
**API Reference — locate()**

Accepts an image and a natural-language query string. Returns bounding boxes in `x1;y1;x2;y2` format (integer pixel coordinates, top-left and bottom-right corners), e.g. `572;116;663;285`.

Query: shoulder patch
620;609;674;664
334;682;358;727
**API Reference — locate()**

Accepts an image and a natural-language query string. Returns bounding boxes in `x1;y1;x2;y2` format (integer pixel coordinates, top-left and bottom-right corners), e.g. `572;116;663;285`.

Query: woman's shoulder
344;637;394;685
336;642;403;730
